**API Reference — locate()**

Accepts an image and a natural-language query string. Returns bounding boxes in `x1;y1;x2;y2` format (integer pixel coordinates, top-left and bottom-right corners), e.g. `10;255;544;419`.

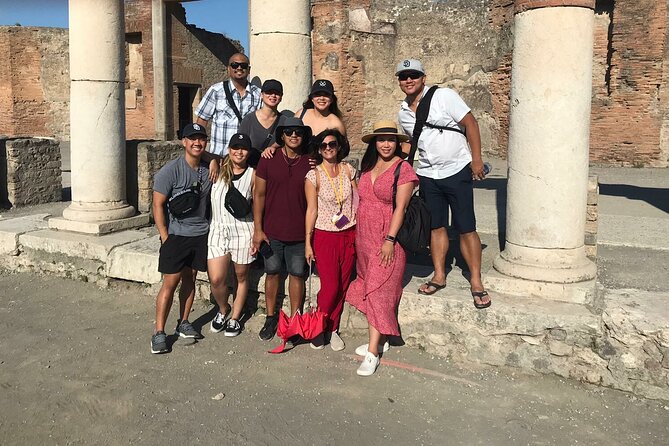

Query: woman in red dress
346;120;418;376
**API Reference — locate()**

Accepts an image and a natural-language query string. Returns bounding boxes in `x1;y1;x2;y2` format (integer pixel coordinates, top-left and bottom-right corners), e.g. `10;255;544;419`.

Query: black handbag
224;180;252;219
392;162;431;254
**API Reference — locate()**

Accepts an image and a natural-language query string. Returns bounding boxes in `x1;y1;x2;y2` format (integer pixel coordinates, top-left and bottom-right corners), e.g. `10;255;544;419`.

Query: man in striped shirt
195;53;262;156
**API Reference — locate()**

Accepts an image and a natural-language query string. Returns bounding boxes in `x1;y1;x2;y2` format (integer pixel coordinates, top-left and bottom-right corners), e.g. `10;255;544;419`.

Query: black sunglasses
398;71;423;81
319;141;338;150
283;127;305;137
230;62;249;70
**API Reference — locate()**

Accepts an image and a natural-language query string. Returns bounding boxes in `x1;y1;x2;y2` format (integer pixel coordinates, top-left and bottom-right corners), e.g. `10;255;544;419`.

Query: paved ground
1;272;668;446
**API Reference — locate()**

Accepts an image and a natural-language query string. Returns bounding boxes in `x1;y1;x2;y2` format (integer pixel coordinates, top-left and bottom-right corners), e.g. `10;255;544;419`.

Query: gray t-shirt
153;156;212;237
238;112;288;151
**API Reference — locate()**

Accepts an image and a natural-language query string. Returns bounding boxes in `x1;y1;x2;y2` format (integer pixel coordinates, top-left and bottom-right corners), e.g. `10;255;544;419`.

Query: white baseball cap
395;59;425;76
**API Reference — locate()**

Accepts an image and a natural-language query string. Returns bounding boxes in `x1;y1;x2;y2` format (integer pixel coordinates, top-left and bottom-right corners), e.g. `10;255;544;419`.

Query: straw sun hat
361;120;410;143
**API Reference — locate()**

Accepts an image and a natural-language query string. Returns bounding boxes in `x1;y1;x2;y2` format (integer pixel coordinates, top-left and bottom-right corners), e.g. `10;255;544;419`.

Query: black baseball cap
310;79;334;97
228;133;251;150
181;122;207;138
261;79;283;95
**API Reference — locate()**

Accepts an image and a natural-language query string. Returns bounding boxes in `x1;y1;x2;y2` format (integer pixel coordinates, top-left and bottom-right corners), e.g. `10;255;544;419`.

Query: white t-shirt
398;86;472;179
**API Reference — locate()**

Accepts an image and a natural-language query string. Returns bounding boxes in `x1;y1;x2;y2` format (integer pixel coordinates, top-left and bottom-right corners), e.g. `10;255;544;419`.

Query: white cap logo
193;124;201;131
319;81;327;87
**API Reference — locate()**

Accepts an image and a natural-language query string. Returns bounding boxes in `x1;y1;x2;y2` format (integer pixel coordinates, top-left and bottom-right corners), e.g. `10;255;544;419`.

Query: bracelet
384;235;396;243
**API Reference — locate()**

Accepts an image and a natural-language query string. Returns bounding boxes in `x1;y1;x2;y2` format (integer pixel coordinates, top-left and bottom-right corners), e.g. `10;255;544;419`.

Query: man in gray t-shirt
150;123;213;354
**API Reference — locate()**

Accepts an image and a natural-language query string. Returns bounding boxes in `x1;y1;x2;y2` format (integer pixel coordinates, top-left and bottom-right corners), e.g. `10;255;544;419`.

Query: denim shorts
264;239;308;277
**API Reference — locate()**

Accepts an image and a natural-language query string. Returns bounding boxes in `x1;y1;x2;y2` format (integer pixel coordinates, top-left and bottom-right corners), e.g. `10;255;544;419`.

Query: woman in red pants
305;129;357;351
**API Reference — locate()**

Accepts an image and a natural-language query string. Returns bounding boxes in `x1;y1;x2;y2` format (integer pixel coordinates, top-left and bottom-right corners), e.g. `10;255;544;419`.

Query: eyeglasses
398;71;423;81
282;128;305;137
319;141;338;150
230;62;249;70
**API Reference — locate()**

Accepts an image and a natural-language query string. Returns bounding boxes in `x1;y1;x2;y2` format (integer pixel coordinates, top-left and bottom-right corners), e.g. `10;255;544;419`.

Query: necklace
282;148;302;176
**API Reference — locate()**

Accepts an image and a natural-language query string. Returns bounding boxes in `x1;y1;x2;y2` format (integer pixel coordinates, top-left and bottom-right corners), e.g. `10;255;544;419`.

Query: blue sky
0;0;249;51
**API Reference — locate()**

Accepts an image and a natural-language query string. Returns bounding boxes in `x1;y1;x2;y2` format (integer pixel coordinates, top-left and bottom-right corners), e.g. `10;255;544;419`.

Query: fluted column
490;0;597;300
249;0;312;112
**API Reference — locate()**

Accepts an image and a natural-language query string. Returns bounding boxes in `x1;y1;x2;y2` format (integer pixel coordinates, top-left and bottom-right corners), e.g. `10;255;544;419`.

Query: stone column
488;0;597;302
152;0;169;141
249;0;312;112
51;0;147;234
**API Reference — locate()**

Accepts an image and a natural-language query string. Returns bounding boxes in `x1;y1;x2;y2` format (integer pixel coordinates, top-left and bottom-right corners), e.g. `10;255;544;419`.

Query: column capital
515;0;595;14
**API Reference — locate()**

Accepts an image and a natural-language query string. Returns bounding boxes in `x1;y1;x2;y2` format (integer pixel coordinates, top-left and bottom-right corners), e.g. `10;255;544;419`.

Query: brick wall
590;0;668;166
1;138;61;207
312;0;669;166
0;27;69;140
0;1;238;143
311;0;511;155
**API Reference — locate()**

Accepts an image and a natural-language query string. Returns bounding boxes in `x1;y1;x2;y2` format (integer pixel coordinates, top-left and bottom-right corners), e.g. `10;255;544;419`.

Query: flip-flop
418;281;447;296
472;290;491;309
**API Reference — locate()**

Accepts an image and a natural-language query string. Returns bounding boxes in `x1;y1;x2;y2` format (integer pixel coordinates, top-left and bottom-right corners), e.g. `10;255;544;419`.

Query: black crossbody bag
168;166;203;218
224;173;252;219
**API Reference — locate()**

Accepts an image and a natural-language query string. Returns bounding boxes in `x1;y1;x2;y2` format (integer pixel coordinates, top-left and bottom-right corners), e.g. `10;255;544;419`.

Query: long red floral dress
345;159;418;336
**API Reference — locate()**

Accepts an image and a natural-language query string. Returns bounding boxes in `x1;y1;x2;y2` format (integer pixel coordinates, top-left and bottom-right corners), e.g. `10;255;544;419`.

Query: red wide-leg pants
313;227;356;332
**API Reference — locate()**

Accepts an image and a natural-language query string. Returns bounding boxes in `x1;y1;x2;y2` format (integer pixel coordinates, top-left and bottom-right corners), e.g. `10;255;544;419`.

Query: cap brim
395;69;425;76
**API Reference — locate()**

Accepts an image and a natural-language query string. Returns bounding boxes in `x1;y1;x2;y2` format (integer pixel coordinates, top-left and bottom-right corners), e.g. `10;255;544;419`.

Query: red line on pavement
344;354;481;387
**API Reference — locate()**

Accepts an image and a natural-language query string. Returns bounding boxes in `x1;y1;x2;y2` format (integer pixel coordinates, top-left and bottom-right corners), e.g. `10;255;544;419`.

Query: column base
49;214;149;236
493;241;597;283
62;201;137;223
484;269;596;305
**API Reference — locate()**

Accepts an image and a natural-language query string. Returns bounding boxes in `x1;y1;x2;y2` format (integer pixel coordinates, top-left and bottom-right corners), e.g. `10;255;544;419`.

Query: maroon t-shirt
256;152;312;242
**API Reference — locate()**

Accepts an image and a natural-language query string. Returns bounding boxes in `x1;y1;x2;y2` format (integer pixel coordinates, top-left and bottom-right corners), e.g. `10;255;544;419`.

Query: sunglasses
319;141;339;150
230;62;249;70
398;71;423;81
282;128;305;137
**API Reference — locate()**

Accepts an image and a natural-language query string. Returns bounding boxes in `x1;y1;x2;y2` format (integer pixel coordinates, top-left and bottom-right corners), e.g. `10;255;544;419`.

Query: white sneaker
210;310;230;333
329;332;345;352
356;352;380;376
354;341;390;357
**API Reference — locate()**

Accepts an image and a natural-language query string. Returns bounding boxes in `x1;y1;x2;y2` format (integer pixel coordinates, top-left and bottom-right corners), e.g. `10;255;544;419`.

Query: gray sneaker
175;320;202;339
151;331;168;354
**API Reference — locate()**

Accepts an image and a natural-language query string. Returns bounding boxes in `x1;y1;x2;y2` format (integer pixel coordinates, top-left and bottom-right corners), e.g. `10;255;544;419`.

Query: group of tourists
150;52;491;377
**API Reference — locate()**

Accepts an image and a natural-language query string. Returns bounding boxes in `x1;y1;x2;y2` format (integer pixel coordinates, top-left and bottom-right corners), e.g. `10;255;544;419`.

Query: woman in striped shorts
207;133;256;337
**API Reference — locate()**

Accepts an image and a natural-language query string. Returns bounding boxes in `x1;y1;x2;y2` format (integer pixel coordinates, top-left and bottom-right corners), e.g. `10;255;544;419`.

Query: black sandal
418;281;447;296
472;290;491;309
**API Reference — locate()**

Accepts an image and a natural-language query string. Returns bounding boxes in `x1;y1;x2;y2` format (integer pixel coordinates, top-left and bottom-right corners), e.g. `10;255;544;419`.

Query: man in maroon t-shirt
253;117;313;341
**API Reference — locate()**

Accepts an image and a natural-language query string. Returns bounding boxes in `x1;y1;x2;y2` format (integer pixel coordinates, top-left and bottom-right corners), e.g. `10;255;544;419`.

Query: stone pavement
2;272;668;446
0;161;667;400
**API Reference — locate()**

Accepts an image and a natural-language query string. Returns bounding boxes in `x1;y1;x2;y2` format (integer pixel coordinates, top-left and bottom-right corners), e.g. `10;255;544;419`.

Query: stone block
4;138;62;207
585;219;598;235
584;245;597;258
19;229;148;262
349;8;371;33
106;235;161;284
48;214;150;235
484;269;597;305
584;232;597;245
586;204;598;221
0;214;50;254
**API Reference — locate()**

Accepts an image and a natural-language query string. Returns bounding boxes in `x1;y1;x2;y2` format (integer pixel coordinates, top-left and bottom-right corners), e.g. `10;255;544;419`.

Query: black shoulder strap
391;161;404;211
408;86;439;165
259;114;281;151
223;80;243;122
299;108;308;119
